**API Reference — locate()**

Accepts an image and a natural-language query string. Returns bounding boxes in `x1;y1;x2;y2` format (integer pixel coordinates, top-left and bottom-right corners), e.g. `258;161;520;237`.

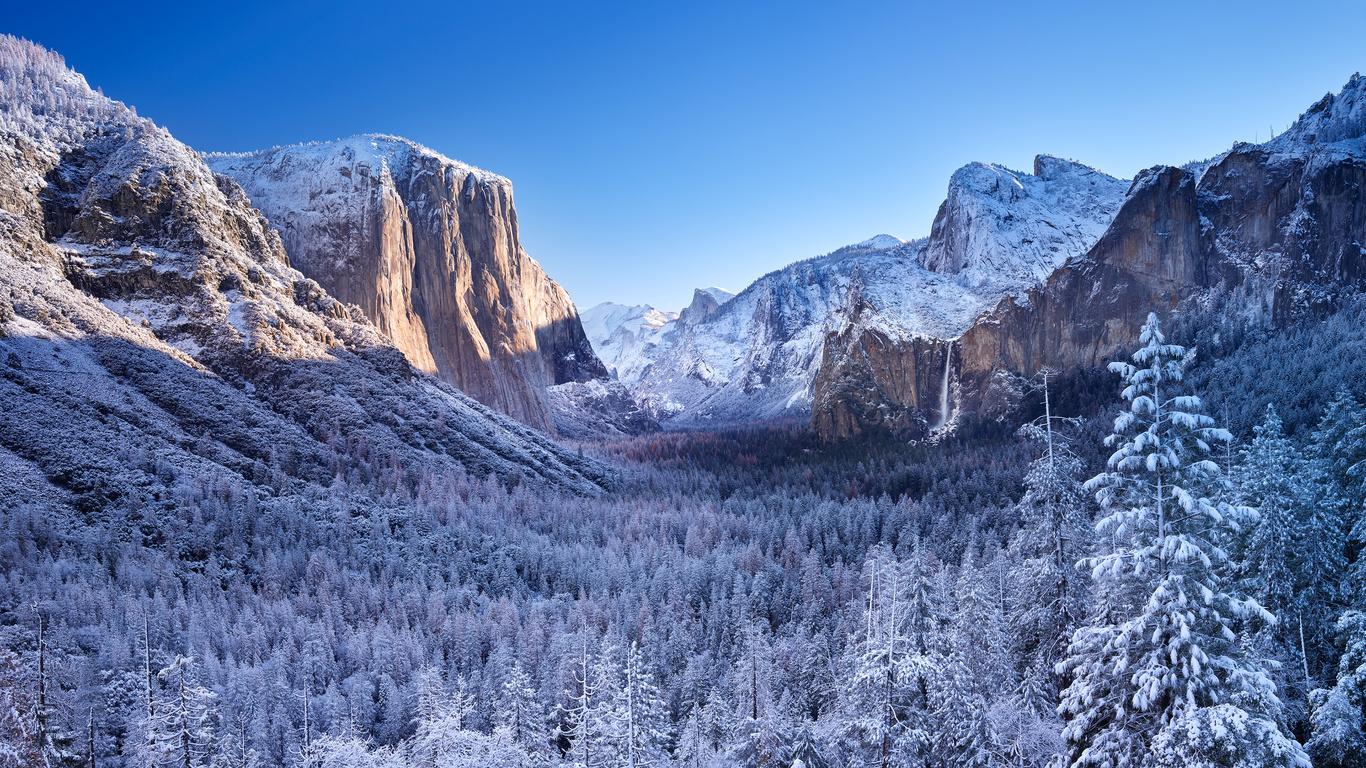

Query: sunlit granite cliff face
209;138;607;434
813;74;1366;440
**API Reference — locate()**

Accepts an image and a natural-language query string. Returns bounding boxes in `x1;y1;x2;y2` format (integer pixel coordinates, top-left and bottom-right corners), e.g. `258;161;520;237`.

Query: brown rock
209;137;606;434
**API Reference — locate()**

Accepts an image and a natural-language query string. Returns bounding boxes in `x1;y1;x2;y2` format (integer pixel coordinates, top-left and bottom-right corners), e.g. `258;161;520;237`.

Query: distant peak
854;234;906;250
1033;154;1108;180
1276;72;1366;146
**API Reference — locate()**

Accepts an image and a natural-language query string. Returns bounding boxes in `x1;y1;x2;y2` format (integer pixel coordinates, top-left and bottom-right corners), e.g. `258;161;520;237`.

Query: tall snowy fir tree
1057;314;1307;768
1236;404;1346;722
131;657;217;768
836;546;936;768
495;659;549;767
1010;373;1093;695
604;642;669;768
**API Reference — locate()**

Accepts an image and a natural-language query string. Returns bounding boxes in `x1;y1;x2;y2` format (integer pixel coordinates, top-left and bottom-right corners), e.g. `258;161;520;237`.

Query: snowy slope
579;301;680;383
920;155;1127;289
589;155;1126;427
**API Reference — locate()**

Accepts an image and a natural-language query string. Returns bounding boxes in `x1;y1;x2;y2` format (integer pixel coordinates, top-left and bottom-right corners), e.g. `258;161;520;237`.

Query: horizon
7;0;1366;312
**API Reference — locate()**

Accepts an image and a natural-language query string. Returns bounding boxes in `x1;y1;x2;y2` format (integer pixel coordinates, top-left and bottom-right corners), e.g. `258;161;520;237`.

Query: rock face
920;156;1129;288
0;36;612;499
581;157;1126;431
812;73;1366;440
804;159;1128;439
208;138;606;434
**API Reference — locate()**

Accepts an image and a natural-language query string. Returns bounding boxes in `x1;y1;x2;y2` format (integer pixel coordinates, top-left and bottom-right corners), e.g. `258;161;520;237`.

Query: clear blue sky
8;1;1365;311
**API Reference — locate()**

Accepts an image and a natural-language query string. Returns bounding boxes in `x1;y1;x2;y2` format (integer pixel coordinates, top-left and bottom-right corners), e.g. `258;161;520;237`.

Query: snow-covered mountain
207;136;608;436
819;73;1366;439
579;301;680;383
0;36;613;493
920;155;1128;288
587;156;1126;428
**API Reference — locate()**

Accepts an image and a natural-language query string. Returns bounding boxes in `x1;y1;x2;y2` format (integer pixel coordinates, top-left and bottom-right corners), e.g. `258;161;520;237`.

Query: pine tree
556;634;605;768
837;547;936;768
674;704;713;768
1310;391;1366;603
608;642;670;768
132;656;217;768
0;649;41;768
1057;313;1305;768
1010;411;1092;685
409;668;475;768
494;659;548;766
1308;610;1366;768
728;622;784;768
1237;404;1345;707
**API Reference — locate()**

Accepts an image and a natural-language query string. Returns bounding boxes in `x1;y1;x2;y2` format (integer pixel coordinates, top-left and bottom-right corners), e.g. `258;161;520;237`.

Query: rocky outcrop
208;137;607;434
812;74;1366;440
546;380;661;440
811;272;955;439
920;155;1128;288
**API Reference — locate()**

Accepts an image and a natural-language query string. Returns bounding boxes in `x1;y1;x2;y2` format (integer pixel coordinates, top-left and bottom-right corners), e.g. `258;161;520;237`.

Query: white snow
854;234;907;250
920;155;1128;290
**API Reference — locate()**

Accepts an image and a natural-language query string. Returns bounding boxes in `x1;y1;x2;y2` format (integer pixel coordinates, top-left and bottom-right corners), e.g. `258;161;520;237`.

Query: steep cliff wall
209;138;606;434
812;74;1366;440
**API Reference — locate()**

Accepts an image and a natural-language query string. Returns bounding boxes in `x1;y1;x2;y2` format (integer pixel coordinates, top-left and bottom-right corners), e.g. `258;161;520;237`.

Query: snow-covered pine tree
494;659;549;766
0;648;41;768
674;704;713;768
555;633;605;768
836;546;936;768
787;722;827;768
1310;391;1366;601
608;641;670;768
1237;404;1346;708
132;656;217;768
1057;313;1306;768
727;621;784;768
409;668;476;768
1307;610;1366;768
1010;384;1092;685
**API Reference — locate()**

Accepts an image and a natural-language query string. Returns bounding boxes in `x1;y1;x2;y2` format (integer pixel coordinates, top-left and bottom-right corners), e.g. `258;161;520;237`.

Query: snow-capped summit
698;286;735;304
1271;71;1366;147
920;155;1127;289
854;234;907;250
209;134;609;435
579;301;679;384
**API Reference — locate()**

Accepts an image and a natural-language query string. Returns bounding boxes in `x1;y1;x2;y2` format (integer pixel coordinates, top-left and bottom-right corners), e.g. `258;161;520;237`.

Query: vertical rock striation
209;137;606;434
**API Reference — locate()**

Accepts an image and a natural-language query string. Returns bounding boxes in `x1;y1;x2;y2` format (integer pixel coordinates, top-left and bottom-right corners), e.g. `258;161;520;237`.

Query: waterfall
933;342;953;431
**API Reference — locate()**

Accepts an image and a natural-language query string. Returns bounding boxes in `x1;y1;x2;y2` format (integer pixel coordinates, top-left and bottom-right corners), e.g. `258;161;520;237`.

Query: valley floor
3;304;1366;768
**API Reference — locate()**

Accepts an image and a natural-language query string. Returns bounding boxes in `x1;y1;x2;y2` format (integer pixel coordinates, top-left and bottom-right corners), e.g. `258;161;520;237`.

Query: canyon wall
210;138;606;434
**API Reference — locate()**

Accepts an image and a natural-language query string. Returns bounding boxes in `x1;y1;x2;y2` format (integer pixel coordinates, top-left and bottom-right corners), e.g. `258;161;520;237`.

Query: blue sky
8;1;1366;310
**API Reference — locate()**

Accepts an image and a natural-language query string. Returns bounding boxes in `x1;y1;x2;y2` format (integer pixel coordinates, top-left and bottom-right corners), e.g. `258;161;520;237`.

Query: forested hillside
4;302;1366;768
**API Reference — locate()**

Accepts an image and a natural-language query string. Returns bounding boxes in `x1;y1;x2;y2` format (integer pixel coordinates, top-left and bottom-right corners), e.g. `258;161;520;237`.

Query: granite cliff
812;74;1366;440
208;138;607;435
